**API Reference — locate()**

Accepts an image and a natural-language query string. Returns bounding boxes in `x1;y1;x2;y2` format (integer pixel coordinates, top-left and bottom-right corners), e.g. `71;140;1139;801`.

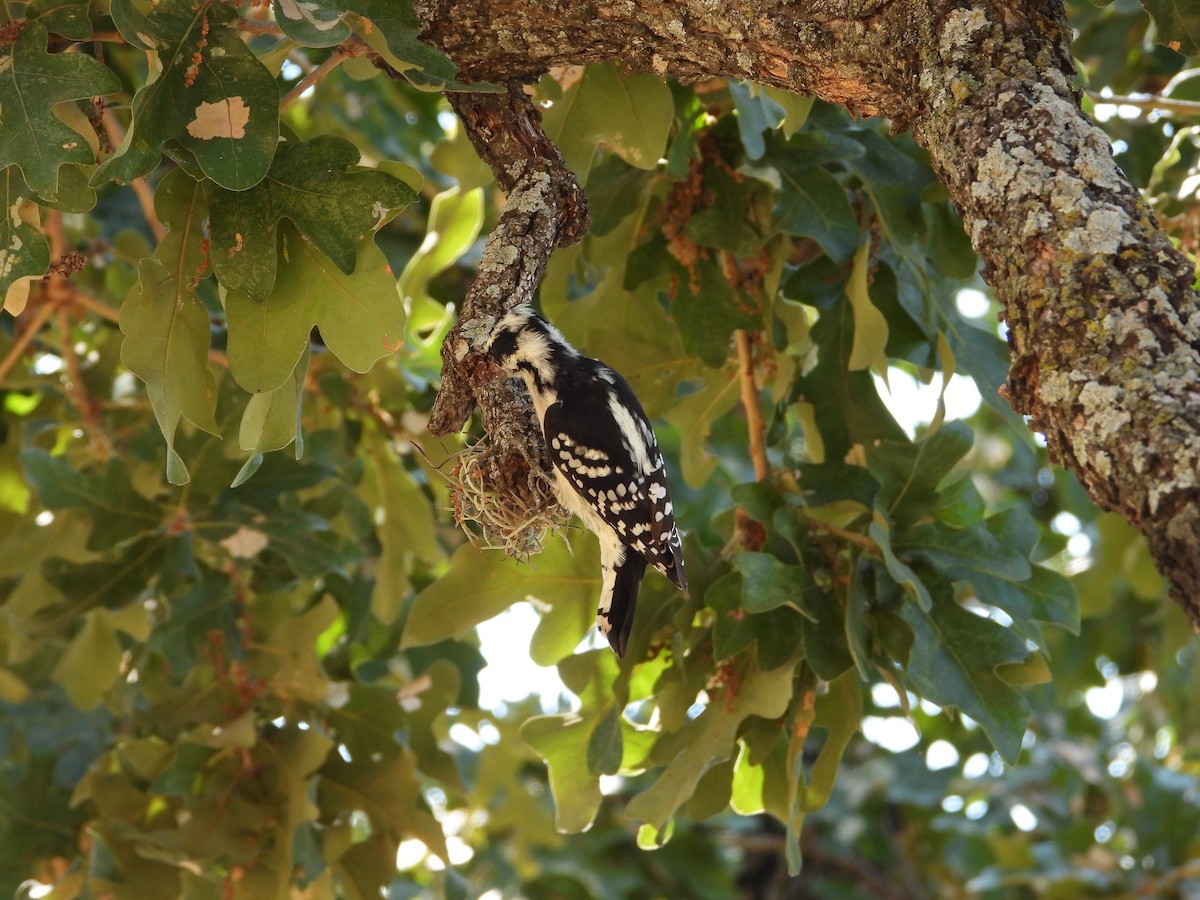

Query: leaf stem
67;287;120;324
735;329;770;481
0;300;56;383
807;518;876;552
100;107;167;242
280;38;367;111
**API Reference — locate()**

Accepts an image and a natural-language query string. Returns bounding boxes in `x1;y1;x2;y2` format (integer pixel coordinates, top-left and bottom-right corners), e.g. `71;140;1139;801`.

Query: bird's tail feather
600;552;648;658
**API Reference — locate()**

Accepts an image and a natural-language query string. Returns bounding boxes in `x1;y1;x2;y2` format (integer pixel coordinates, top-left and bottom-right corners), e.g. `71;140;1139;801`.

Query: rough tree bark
425;83;588;520
417;0;1200;625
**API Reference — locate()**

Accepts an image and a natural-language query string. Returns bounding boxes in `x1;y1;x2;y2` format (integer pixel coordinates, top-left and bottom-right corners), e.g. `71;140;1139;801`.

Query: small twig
0;301;57;383
67;288;121;324
100;107;166;242
1085;90;1200;118
280;38;367;110
236;19;283;36
807;517;877;551
735;329;770;481
42;212;111;456
57;305;112;458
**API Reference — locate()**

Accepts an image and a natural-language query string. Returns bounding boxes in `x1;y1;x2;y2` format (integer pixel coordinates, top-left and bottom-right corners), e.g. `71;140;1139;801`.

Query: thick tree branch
425;82;589;504
415;0;1200;623
908;6;1200;624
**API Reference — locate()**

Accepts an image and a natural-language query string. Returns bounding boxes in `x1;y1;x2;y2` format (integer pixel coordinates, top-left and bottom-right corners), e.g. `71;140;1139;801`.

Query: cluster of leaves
0;0;1197;897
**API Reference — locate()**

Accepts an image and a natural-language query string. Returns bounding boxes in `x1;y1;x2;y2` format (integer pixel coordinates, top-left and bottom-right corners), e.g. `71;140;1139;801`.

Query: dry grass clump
445;442;568;560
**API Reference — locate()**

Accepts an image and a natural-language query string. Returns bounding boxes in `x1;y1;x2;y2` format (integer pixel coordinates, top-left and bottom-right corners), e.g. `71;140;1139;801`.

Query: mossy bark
417;0;1200;624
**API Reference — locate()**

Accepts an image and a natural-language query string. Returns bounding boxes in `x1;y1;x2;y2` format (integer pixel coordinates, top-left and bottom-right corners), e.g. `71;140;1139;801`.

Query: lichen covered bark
909;5;1200;623
427;83;588;508
415;0;1200;623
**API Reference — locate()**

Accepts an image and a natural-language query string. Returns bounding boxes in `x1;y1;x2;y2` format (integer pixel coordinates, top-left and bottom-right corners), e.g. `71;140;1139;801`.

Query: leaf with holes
94;0;278;190
1;168;49;312
1140;0;1200;54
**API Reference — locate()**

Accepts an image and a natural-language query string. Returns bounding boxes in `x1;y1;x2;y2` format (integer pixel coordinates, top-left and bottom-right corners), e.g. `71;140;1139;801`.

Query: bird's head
485;305;573;390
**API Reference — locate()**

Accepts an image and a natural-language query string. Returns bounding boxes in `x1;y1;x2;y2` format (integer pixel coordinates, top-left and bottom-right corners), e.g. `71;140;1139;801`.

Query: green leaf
587;704;623;776
542;64;674;180
0;22;119;199
41;538;168;622
20;450;162;551
1140;0;1200;54
94;0;279;190
761;87;813;138
672;256;762;366
968;564;1080;636
27;0;94;39
397;186;484;305
898;587;1029;763
251;594;339;704
846;240;888;371
895;520;1032;584
207;135;417;300
225;226;406;393
401;539;597;655
869;516;932;612
706;572;756;660
272;0;351;47
120;170;219;484
772;155;859;263
319;749;447;859
729;81;784;160
793;286;907;461
867;420;974;524
842;128;933;252
51;610;123;710
803;669;862;811
625;660;795;832
347;0;499;91
362;443;442;623
239;347;309;456
663;372;740;488
687;164;770;255
521;714;603;833
734;552;813;617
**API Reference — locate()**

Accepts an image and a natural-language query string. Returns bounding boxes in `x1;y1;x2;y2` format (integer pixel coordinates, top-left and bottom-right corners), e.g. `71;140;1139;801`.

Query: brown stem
280;38;367;110
736;330;771;482
66;288;120;324
101;107;166;242
56;306;112;459
0;301;57;383
808;518;877;552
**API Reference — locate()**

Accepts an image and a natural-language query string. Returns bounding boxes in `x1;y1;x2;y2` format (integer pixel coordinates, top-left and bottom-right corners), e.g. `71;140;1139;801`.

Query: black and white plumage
485;305;687;657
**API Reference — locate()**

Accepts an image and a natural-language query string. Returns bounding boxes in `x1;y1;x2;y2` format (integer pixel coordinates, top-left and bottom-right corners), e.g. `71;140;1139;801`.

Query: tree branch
908;5;1200;625
414;0;1200;625
422;81;589;503
736;330;771;482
